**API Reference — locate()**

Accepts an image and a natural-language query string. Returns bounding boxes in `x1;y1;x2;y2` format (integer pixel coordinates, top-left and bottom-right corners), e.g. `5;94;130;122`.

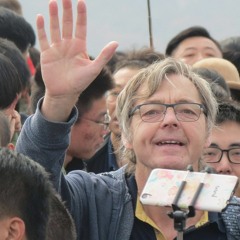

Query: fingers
12;110;21;132
75;0;87;41
62;0;73;39
94;41;119;70
36;14;49;52
9;116;16;141
7;110;21;141
49;0;61;43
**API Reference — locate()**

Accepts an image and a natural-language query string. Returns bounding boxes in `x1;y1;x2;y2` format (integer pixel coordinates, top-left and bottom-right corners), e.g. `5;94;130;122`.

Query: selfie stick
168;166;212;240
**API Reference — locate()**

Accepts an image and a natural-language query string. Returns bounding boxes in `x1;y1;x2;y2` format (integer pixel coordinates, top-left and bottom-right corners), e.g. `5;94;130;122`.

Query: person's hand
37;0;118;121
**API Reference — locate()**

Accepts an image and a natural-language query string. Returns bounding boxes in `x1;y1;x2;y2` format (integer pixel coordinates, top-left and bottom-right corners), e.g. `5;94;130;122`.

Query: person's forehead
136;74;201;100
113;67;141;87
211;121;240;147
174;36;220;53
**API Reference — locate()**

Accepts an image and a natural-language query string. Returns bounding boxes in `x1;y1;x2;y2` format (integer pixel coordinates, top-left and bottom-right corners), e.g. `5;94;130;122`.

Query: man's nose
215;152;232;174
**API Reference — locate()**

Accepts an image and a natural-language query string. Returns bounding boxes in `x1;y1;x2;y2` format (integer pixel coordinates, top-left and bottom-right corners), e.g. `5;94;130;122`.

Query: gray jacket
16;104;134;240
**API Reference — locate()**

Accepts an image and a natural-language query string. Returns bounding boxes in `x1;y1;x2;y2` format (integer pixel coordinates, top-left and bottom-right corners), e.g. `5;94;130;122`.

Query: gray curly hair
116;57;218;174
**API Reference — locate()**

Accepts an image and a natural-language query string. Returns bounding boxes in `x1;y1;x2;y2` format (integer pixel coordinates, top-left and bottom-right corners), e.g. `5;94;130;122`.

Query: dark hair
0;53;22;109
220;36;240;52
46;194;77;240
220;36;240;77
0;7;35;52
0;111;11;146
222;51;240;76
0;148;54;240
106;51;127;73
165;26;222;56
193;67;231;96
114;47;165;73
0;38;30;91
76;66;114;120
216;100;240;125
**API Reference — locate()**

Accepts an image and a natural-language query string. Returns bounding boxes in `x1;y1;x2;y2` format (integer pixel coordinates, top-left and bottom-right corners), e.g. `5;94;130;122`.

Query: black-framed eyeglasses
202;147;240;164
82;114;111;130
128;103;207;123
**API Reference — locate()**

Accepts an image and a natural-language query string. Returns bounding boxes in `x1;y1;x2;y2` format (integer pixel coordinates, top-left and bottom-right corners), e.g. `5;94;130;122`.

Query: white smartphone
140;168;239;212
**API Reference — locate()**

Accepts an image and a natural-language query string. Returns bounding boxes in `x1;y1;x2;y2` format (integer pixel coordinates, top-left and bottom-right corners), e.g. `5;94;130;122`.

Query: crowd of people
0;0;240;239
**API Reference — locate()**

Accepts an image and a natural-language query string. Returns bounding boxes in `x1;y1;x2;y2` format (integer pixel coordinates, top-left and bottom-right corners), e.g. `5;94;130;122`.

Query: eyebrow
182;46;217;52
142;100;198;105
210;143;240;148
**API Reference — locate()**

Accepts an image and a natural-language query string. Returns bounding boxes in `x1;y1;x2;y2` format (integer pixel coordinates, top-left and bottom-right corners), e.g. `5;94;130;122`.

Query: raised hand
37;0;118;121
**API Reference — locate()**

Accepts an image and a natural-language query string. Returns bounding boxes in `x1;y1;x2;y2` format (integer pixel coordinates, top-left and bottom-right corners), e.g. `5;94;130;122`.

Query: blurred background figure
193;57;240;102
0;6;36;117
192;67;231;103
202;100;240;197
220;36;240;77
0;0;22;15
165;26;222;65
0;111;13;148
0;148;56;240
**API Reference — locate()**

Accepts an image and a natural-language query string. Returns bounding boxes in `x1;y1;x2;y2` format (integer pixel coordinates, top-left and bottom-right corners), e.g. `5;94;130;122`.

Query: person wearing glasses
30;63;114;173
16;0;239;239
64;65;114;173
87;48;164;173
203;100;240;197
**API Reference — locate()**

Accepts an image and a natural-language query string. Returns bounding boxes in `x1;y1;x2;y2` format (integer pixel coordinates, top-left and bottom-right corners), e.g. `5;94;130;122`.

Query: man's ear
7;143;15;151
7;217;25;240
121;133;133;149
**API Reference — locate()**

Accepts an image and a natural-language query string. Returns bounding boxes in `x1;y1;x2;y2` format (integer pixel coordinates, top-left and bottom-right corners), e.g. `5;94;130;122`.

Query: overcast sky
20;0;240;57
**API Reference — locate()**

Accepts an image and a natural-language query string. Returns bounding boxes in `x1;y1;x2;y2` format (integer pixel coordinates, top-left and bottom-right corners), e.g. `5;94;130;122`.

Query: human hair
0;7;35;53
46;194;77;240
0;53;22;109
76;66;114;121
215;100;240;125
0;148;54;240
0;0;22;15
220;35;240;76
220;36;240;52
222;51;240;76
106;51;127;73
165;26;222;56
114;48;165;73
0;38;30;91
0;111;11;146
116;58;218;174
192;67;231;102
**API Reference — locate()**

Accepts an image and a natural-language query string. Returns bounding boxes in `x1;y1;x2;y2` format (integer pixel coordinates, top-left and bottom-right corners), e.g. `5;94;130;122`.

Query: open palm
37;0;118;101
